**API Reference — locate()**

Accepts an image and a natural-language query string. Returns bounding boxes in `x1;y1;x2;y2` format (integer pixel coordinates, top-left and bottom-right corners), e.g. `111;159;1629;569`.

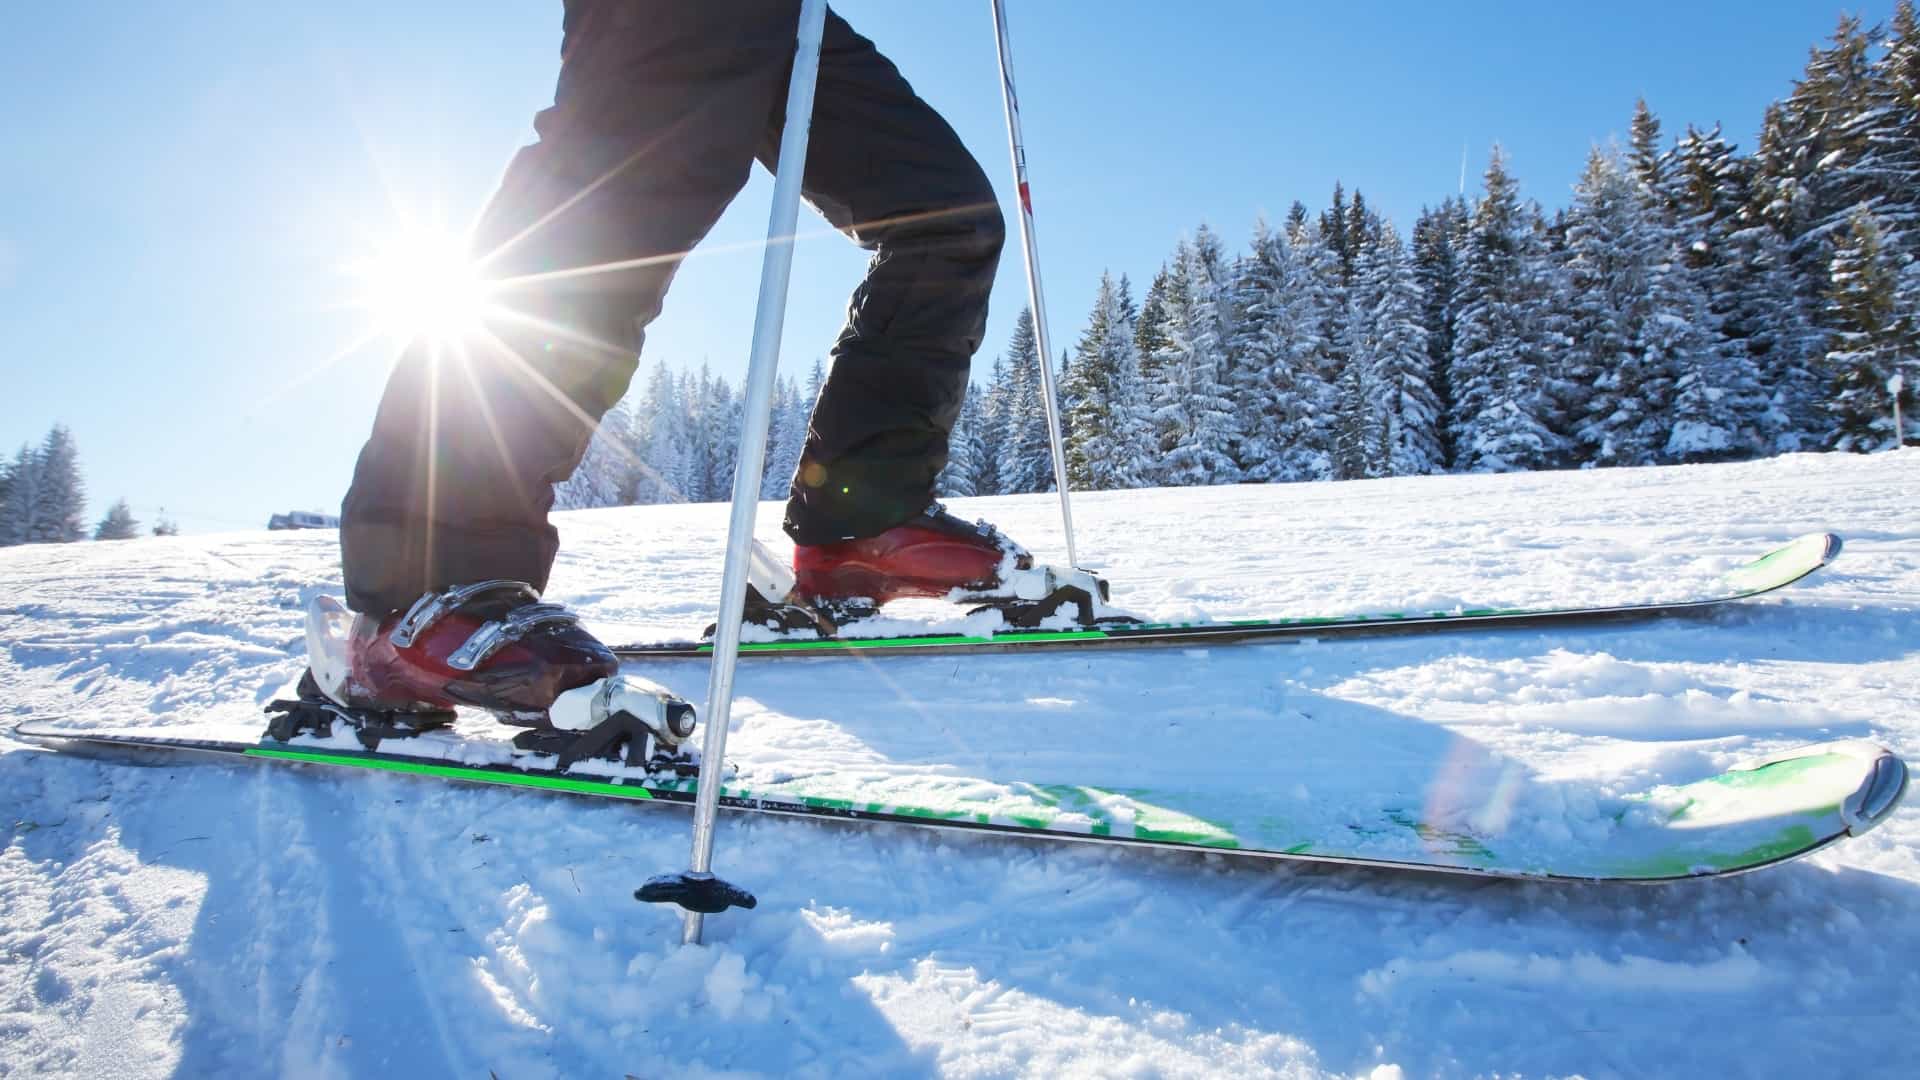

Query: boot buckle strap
390;580;541;648
447;603;579;671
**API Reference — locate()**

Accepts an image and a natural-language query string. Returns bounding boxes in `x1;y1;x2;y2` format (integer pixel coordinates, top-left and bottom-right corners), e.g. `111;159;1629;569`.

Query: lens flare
346;226;494;345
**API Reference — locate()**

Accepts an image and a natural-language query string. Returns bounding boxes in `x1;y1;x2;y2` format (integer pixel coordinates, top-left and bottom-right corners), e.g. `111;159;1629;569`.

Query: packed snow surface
3;450;1918;1077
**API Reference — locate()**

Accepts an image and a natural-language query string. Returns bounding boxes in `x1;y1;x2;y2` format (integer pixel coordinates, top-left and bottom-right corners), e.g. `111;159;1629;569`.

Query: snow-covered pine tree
1620;106;1766;463
977;354;1009;495
703;370;742;503
1646;126;1768;461
1060;276;1114;490
1130;270;1174;486
93;498;140;540
1901;259;1920;444
1563;146;1659;465
1626;100;1676;216
1320;184;1350;284
1449;149;1568;472
1229;212;1336;482
760;374;805;500
1870;2;1920;251
1101;275;1155;489
1329;302;1384;481
28;425;86;544
1062;272;1142;489
1347;190;1379;275
1226;221;1278;479
1669;124;1782;455
677;368;712;502
1151;231;1241;485
0;444;39;546
151;512;179;537
1291;208;1346;480
631;360;690;503
1824;208;1916;450
996;308;1054;493
1412;198;1470;468
554;399;637;509
1750;17;1882;327
935;382;986;497
759;376;789;500
1356;222;1440;475
1328;205;1377;482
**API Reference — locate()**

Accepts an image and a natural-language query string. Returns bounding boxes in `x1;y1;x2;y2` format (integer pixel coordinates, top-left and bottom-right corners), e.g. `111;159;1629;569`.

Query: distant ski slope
3;449;1917;1077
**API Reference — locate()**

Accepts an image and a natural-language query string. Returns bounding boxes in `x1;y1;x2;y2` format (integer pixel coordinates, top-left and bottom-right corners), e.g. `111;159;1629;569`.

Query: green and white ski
614;533;1843;659
12;717;1903;883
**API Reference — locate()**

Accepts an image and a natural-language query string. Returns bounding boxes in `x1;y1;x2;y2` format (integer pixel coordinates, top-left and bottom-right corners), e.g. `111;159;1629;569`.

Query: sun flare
346;225;495;345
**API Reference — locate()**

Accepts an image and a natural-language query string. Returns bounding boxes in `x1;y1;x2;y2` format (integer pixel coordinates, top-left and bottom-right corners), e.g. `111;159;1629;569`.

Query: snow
4;449;1919;1077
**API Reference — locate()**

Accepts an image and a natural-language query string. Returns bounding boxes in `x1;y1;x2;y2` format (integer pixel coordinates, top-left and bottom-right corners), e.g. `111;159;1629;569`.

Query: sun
345;224;495;345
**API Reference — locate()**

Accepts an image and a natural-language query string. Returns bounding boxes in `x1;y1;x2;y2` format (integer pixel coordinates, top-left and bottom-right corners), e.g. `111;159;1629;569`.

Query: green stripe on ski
243;746;656;799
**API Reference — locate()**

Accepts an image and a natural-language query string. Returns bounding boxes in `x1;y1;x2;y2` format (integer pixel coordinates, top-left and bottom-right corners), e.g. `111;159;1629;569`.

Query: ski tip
8;720;65;743
1729;739;1909;839
1723;532;1845;596
1818;532;1845;566
1843;746;1909;837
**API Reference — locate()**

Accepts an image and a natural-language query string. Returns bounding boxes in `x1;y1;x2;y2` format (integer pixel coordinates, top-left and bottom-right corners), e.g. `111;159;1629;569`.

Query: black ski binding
264;672;454;750
635;871;758;914
964;576;1139;630
510;710;698;775
710;584;878;639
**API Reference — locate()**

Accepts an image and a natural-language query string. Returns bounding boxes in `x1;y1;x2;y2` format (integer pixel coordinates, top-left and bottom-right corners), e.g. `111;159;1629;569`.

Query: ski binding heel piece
514;675;699;771
961;566;1136;629
635;871;758;914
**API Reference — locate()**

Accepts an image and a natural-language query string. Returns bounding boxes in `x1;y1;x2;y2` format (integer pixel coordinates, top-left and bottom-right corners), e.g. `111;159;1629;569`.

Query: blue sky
0;1;1874;534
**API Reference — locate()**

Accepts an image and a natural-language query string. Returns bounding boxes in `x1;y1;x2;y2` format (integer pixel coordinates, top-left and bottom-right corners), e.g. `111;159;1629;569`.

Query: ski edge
8;720;1886;885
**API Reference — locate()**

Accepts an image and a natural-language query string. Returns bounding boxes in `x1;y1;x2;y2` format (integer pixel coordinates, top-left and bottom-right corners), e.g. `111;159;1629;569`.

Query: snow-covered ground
3;450;1917;1078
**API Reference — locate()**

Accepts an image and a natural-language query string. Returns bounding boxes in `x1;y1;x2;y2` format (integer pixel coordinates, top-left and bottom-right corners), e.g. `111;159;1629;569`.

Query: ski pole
989;0;1080;568
635;0;829;945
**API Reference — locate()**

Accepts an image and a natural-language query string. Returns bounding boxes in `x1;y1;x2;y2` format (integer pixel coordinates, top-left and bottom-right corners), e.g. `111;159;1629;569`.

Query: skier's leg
340;0;800;614
771;11;1007;545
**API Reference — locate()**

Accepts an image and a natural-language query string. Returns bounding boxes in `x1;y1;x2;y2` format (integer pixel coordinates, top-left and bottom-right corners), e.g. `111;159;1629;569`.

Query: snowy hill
3;451;1917;1078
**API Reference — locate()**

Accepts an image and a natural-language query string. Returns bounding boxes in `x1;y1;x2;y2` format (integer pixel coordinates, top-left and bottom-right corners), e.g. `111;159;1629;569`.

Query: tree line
555;5;1918;509
0;424;177;545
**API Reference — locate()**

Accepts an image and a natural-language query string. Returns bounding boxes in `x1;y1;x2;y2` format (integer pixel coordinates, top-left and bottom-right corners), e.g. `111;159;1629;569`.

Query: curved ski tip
1815;532;1844;566
1845;748;1909;837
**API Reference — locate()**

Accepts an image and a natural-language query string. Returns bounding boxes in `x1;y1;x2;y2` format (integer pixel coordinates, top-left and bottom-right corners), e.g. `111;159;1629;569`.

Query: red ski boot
792;504;1032;605
787;504;1117;629
276;584;695;769
311;581;618;717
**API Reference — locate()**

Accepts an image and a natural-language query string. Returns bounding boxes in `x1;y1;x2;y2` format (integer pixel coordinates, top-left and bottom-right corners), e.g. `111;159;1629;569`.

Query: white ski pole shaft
681;0;828;947
990;0;1079;568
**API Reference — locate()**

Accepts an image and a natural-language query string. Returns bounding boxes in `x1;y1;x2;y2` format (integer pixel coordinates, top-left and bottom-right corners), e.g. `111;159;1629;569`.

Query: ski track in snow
3;450;1918;1077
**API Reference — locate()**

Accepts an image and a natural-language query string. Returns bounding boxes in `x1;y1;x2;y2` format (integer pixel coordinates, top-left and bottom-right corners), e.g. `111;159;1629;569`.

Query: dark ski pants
341;0;1004;614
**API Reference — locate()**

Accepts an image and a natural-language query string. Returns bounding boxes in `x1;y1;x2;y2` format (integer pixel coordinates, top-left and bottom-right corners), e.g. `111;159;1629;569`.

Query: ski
11;715;1905;883
614;532;1843;659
